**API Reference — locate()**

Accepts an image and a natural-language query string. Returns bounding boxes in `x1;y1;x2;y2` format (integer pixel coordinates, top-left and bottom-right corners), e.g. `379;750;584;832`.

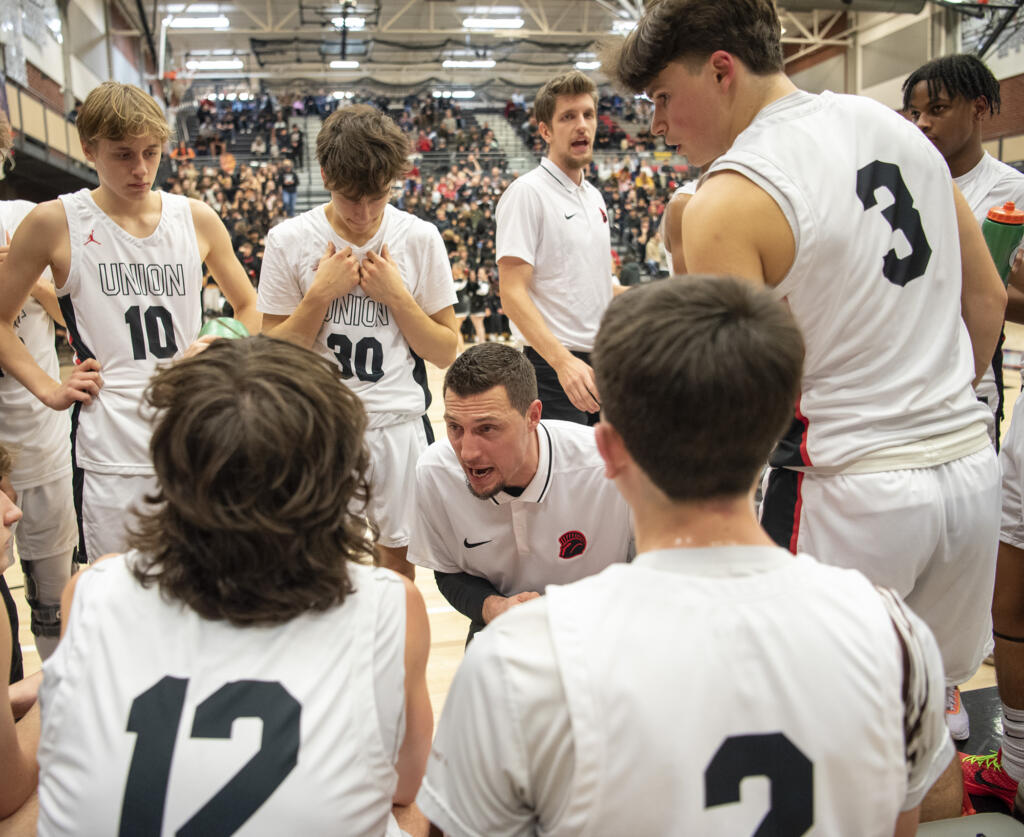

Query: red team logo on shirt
599;208;607;224
84;229;101;246
558;530;587;559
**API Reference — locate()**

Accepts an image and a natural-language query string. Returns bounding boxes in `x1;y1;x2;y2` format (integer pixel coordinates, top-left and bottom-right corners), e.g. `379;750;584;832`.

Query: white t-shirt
0;200;71;489
418;546;953;836
258;203;456;426
56;189;204;474
38;556;407;837
408;420;633;595
709;91;990;472
496;158;612;352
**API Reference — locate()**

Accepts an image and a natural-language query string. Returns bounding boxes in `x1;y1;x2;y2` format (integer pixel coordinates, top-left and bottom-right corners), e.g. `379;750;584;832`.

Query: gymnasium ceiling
127;0;938;94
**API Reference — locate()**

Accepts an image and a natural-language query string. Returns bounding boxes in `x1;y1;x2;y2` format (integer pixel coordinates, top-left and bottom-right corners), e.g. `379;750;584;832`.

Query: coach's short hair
443;343;538;414
75;82;171;147
533;70;598;128
604;0;784;94
130;336;374;626
316;104;410;197
593;277;803;501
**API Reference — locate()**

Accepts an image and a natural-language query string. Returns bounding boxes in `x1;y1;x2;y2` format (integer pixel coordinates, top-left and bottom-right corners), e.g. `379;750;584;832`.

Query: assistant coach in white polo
497;70;619;426
409;343;633;643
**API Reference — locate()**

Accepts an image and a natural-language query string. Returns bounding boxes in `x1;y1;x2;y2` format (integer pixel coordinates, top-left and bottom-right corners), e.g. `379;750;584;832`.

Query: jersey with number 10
257;204;456;428
709;91;990;470
56;189;202;474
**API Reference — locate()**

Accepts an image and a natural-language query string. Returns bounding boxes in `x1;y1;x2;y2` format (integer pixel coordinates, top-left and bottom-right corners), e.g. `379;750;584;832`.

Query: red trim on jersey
789;471;804;554
795;398;812;467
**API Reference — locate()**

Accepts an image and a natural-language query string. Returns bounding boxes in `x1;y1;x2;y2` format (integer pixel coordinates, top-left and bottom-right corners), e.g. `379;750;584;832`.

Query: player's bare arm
665;191;692;275
683;172;794;286
190;199;261;335
0;202;100;409
499;257;600;413
955;184;1007;384
263;242;361;348
393;576;432;807
0;617;38;819
361;245;458;368
482;590;541;624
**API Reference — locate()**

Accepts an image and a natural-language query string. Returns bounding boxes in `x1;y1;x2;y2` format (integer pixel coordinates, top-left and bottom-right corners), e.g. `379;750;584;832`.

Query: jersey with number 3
37;555;408;836
708;91;990;470
56;189;202;474
257;204;456;428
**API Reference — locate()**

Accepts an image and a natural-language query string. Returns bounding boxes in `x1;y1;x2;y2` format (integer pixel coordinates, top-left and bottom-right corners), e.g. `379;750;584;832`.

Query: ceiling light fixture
169;15;229;28
442;58;495;68
462;16;524;29
330;60;360;69
185;57;243;70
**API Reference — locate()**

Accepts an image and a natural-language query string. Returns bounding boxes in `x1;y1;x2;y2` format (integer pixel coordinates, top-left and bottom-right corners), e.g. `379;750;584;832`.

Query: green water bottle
198;317;249;339
982;201;1024;286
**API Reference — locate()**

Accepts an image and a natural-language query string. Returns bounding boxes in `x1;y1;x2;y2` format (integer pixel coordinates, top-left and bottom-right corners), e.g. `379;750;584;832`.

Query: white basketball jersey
0;200;72;489
709;91;990;470
38;557;407;836
258;204;456;427
544;549;946;834
56;189;203;473
956;151;1024;228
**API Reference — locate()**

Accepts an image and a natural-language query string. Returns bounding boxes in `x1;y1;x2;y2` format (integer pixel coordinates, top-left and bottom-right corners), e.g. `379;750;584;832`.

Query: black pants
2;575;23;684
524;347;599;426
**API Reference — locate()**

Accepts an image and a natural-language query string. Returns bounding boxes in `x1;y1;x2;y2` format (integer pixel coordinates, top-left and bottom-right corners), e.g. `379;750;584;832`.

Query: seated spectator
250;134;267;155
35;337;432;835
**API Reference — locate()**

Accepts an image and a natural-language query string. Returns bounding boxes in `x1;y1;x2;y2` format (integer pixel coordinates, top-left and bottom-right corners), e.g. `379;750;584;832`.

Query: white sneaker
946;686;970;741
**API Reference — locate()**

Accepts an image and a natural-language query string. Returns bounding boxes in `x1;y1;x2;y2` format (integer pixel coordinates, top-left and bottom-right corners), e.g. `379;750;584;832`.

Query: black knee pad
21;563;62;639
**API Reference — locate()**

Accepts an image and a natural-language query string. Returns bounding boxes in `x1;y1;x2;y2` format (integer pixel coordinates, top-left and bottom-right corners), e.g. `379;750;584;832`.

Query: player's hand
182;334;218;358
481;591;541;624
1008;248;1024;295
42;357;102;409
312;241;361;300
360;244;407;307
554;354;600;414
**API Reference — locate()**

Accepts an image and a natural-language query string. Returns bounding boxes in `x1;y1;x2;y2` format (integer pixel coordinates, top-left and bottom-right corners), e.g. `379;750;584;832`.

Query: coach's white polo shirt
409;419;633;594
496;158;612;352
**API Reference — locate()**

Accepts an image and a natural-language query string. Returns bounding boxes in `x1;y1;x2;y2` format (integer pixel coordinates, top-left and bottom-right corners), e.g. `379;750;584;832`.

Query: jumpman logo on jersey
84;229;101;247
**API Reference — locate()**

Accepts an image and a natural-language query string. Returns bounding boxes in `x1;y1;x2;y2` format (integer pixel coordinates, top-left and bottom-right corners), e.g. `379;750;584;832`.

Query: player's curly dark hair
594;277;803;501
602;0;783;94
129;336;375;626
902;54;1001;116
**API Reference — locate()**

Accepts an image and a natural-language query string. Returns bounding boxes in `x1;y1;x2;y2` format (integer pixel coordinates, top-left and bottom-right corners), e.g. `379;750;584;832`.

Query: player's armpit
664;192;692;276
682;172;794;286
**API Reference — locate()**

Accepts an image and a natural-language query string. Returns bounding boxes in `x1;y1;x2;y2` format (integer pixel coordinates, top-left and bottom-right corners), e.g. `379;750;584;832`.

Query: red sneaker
961;750;1019;810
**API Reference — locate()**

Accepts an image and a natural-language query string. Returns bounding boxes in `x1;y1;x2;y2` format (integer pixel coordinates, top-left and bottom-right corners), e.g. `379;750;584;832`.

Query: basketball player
606;0;1005;757
0;443;39;822
258;104;458;581
0;82;259;563
418;278;953;835
36;336;432;835
0;111;76;660
903;54;1024;744
496;70;616;426
409;342;633;644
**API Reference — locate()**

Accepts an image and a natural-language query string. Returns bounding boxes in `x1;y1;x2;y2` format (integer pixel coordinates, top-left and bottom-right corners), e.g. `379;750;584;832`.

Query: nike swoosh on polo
463;538;492;548
564;212;577;220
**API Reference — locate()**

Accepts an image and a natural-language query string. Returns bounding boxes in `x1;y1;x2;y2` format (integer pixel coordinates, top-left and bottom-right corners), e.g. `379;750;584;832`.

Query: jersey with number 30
56;189;203;474
257;204;456;428
708;91;991;471
37;555;408;837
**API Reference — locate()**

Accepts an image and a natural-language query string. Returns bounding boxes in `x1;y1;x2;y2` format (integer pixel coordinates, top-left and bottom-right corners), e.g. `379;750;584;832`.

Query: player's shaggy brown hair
443;342;538;415
594;277;803;501
129;336;375;626
75;81;171;147
316;104;410;197
533;70;598;128
603;0;784;94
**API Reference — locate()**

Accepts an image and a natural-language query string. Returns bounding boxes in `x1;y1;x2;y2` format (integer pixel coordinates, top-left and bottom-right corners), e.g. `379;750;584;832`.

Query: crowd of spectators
165;91;690;335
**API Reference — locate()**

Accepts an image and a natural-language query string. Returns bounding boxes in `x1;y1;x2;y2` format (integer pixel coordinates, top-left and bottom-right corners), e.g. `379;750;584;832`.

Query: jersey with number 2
709;91;989;469
56;189;202;474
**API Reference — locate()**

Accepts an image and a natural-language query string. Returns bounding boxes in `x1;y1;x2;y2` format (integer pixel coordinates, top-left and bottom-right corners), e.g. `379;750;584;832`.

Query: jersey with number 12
56;189;202;474
709;90;990;470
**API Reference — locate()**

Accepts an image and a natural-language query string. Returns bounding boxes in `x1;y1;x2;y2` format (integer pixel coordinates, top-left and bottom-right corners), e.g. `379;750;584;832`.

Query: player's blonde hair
75;82;170;147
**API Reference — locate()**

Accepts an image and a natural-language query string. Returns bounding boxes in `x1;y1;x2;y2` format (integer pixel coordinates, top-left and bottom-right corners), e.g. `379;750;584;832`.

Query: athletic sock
1002;703;1024;782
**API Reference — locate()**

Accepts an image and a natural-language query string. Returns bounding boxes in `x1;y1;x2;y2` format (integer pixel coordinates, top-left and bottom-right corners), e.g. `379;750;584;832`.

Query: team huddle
0;0;1022;833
